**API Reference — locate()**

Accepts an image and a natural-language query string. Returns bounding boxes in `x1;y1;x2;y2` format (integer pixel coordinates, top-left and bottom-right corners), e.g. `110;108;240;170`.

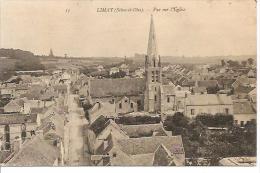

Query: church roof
89;78;145;98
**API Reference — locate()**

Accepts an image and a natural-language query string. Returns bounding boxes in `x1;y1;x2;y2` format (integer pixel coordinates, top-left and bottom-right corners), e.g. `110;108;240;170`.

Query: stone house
184;94;233;118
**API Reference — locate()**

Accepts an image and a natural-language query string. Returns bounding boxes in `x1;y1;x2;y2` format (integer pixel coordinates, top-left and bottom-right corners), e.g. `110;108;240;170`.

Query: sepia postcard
0;0;257;168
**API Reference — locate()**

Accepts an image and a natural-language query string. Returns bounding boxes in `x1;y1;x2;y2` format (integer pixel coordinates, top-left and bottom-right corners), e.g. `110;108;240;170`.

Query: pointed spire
147;15;158;60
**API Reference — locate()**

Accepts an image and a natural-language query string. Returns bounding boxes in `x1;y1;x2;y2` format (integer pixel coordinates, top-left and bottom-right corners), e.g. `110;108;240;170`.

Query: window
155;87;157;91
119;103;122;109
234;120;238;124
154;95;157;101
240;121;244;127
156;76;159;82
112;153;117;157
167;97;170;103
225;108;229;114
130;103;133;108
125;99;128;103
191;109;195;115
137;100;141;111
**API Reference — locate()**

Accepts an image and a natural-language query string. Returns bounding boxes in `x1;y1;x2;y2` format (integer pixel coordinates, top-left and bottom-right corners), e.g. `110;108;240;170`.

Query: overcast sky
0;0;256;57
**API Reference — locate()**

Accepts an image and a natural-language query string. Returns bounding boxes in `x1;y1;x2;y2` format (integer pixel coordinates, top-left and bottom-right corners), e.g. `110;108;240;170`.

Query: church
86;16;185;116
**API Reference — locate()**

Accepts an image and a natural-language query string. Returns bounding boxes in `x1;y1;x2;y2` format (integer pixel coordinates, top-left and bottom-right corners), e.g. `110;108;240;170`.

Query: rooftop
5;135;60;166
89;78;145;98
186;94;233;106
0;113;38;125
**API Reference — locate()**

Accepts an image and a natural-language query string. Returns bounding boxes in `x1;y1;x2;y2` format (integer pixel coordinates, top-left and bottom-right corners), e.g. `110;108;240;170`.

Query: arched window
119;103;122;109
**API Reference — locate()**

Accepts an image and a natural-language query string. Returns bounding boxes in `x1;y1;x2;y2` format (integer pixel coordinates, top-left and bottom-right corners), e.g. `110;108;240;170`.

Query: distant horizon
0;47;257;59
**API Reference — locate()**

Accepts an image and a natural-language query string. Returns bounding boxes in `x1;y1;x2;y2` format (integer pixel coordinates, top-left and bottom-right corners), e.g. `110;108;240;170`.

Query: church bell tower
144;15;162;113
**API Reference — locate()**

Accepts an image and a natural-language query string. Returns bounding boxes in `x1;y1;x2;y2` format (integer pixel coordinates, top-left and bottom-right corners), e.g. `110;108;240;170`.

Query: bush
115;116;160;125
196;113;233;127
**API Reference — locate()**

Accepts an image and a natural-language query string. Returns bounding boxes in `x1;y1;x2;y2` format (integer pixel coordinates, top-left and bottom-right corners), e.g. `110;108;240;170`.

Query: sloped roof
4;98;26;108
197;80;218;88
186;94;233;106
0;151;12;163
116;135;184;156
89;115;110;136
120;123;167;138
182;80;196;87
192;87;207;93
153;144;173;166
30;107;48;114
6;135;60;166
40;112;65;139
248;88;256;96
0;113;37;125
89;102;117;123
109;147;136;166
130;153;154;166
162;85;175;95
233;101;256;114
89;78;145;98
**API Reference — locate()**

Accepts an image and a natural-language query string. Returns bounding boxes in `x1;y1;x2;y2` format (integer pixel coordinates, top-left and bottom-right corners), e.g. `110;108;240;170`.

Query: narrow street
66;91;90;166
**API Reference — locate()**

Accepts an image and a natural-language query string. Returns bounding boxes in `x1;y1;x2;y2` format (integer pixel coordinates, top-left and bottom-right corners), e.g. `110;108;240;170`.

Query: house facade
184;94;233;118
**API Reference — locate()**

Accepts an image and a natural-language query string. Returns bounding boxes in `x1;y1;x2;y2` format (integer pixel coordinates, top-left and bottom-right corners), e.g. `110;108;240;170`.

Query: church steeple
147;15;159;66
144;15;162;113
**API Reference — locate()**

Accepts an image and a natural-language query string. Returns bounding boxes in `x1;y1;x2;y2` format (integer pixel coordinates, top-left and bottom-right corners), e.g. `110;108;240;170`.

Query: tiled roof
116;135;185;156
233;101;256;114
185;94;233;106
197;80;218;88
130;153;154;166
0;151;12;163
88;102;117;123
30;107;47;114
120;123;167;138
192;87;207;93
153;144;174;166
89;115;110;136
89;78;145;98
6;135;60;166
0;113;37;125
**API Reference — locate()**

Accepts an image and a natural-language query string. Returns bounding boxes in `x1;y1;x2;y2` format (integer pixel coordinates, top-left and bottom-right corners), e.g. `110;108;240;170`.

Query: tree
247;58;254;66
110;71;126;78
241;60;247;67
227;60;240;67
163;112;189;133
221;59;226;66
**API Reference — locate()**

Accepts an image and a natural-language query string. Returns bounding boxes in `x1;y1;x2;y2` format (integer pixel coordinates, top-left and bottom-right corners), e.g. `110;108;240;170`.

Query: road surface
67;93;90;166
